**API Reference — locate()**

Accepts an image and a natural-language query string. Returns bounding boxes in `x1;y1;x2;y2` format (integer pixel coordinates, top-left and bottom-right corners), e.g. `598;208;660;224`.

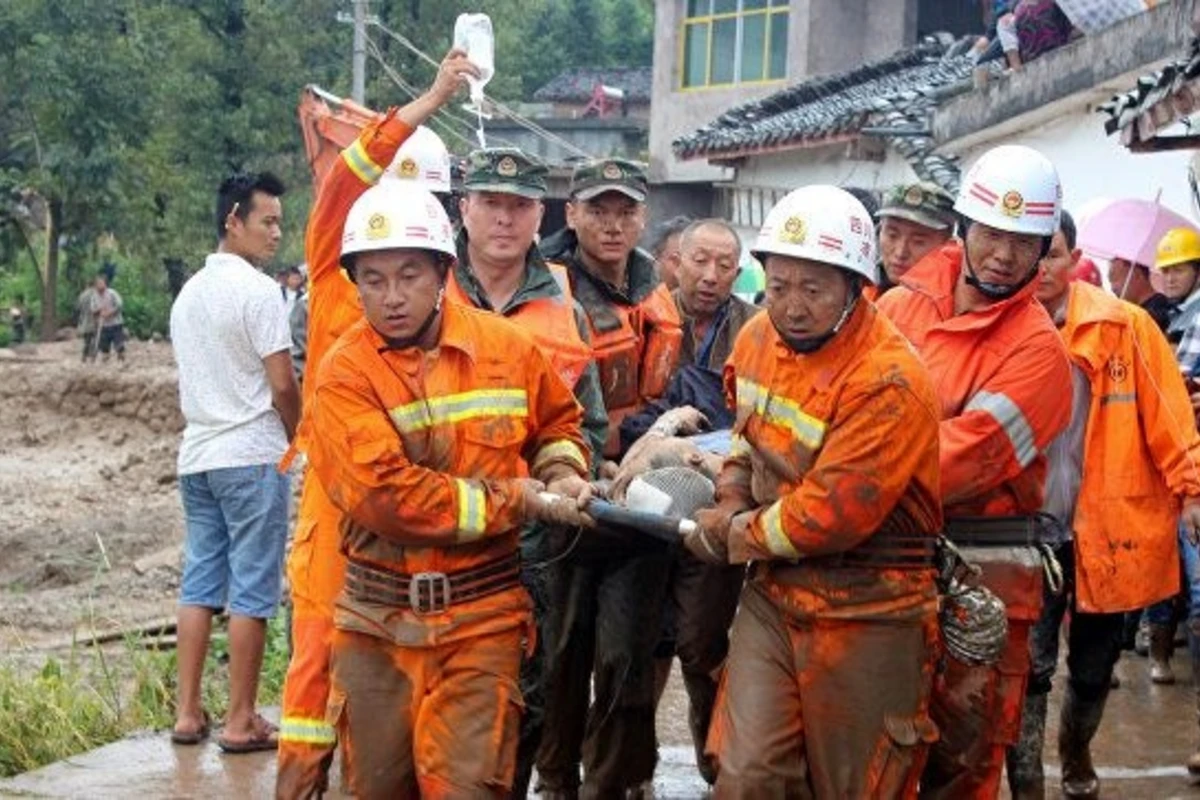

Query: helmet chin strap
381;285;445;351
776;276;862;354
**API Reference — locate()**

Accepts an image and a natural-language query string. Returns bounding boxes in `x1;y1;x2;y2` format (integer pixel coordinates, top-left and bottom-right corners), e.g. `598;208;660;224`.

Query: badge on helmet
397;157;419;179
366;213;390;241
779;216;808;245
1000;191;1025;218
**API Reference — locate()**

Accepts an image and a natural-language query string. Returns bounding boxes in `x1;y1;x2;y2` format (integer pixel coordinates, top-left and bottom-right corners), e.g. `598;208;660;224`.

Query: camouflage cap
464;148;548;199
569;158;649;203
878;181;956;231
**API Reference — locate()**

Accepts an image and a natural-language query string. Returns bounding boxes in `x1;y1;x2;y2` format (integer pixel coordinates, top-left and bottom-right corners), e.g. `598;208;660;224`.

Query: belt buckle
409;571;451;615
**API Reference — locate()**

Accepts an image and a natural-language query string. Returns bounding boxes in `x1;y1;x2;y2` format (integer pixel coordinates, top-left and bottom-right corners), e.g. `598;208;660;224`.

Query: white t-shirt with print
171;252;292;475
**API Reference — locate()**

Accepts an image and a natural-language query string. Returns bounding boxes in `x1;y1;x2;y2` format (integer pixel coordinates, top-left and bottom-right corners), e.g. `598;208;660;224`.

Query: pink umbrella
1077;197;1199;268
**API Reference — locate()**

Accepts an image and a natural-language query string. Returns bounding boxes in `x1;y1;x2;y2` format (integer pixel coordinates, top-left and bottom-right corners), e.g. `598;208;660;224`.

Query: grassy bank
0;613;290;778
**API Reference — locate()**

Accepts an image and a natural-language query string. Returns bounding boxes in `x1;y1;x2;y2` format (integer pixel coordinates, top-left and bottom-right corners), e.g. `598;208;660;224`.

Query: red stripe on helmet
970;183;999;201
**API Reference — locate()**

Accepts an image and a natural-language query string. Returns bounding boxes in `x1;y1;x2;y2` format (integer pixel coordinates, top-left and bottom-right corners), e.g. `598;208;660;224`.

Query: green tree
0;2;154;338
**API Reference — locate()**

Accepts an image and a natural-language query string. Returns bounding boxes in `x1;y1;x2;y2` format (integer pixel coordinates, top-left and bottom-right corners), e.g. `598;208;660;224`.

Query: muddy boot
1006;691;1047;799
1058;684;1107;800
1149;623;1176;684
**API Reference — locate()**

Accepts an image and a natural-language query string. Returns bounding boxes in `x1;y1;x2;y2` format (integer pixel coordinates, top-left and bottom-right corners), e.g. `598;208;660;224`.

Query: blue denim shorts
179;464;290;619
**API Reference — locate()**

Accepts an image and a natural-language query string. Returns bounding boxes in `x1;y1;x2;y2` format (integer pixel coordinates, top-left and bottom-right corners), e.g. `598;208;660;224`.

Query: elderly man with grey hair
614;217;760;788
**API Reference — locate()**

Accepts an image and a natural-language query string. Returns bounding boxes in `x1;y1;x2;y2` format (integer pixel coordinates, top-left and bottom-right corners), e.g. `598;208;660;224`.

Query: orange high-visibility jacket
720;302;944;563
577;282;682;458
877;242;1072;517
445;263;593;393
1059;281;1200;612
308;303;588;645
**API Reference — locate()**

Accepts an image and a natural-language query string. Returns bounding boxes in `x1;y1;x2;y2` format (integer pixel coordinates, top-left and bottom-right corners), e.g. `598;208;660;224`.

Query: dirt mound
0;340;186;650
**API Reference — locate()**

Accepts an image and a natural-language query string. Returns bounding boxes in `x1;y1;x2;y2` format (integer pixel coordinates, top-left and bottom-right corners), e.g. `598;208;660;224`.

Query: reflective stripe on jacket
877;242;1072;517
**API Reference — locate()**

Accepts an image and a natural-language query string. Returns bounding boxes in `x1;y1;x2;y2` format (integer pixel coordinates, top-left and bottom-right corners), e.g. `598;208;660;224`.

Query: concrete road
3;651;1200;798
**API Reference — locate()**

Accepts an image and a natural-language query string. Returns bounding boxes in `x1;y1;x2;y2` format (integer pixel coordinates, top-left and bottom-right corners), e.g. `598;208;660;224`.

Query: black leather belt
344;552;521;615
819;532;937;570
943;515;1049;548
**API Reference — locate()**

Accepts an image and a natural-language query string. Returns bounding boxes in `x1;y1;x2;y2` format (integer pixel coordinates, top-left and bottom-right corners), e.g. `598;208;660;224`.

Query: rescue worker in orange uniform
686;185;944;797
445;147;608;799
276;51;470;799
1004;211;1200;799
876;144;1074;799
307;179;595;798
535;160;683;798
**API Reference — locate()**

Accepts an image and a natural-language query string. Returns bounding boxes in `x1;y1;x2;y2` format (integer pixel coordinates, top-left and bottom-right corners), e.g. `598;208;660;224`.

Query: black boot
1058;683;1108;799
1006;692;1047;799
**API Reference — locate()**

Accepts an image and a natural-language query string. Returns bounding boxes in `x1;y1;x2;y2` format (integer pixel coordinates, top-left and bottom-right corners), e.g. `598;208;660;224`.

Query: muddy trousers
709;583;938;799
328;625;524;799
536;549;672;795
276;477;347;800
662;550;745;784
921;573;1043;799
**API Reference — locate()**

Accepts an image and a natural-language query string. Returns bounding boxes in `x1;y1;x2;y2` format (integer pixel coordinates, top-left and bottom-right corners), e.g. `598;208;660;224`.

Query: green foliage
0;613;291;778
0;0;654;338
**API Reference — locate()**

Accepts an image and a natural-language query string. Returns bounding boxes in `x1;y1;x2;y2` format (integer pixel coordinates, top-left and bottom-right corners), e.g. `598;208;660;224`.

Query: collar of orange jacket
361;300;477;361
898;241;1041;326
1059;280;1131;373
1065;280;1127;329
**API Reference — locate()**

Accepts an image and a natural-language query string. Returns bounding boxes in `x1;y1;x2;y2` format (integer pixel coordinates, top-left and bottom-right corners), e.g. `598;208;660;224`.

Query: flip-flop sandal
252;713;279;736
217;729;279;755
170;710;211;745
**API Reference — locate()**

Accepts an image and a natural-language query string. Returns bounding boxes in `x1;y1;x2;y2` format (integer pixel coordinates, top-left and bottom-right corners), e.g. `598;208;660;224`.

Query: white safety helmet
954;144;1061;237
752;185;879;285
340;181;456;274
382;125;451;194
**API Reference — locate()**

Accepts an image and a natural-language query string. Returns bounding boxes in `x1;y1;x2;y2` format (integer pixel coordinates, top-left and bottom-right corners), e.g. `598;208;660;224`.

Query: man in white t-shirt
168;171;300;753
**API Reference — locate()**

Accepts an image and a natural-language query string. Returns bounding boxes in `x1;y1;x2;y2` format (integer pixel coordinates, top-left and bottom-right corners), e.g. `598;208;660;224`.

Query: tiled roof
1099;38;1200;146
533;67;653;104
673;35;986;191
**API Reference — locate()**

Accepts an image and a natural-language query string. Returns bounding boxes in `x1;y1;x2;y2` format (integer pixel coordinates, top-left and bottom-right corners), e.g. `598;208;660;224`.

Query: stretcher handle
538;493;697;543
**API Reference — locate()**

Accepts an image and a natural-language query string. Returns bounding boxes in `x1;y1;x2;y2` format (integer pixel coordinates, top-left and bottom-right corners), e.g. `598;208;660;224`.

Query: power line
369;19;594;160
365;35;523;150
364;37;522;152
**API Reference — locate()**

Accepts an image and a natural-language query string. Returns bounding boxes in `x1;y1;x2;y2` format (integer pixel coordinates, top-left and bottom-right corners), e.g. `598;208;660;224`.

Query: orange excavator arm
297;85;385;188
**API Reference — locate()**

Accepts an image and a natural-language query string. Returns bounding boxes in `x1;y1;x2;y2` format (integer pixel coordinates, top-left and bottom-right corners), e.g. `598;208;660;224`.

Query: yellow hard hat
1156;227;1200;271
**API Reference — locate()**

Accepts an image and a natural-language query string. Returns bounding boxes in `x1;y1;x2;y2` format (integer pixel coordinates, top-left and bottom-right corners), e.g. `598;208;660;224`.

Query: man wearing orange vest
686;184;944;797
1002;211;1200;799
536;159;683;797
445;146;608;799
276;51;474;799
307;179;595;797
876;144;1073;799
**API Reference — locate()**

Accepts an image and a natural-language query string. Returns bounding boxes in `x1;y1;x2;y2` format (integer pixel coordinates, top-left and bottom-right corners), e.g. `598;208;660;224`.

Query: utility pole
351;0;367;104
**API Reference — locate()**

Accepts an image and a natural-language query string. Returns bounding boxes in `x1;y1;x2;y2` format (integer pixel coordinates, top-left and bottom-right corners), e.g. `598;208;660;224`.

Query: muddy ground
0;340;186;655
